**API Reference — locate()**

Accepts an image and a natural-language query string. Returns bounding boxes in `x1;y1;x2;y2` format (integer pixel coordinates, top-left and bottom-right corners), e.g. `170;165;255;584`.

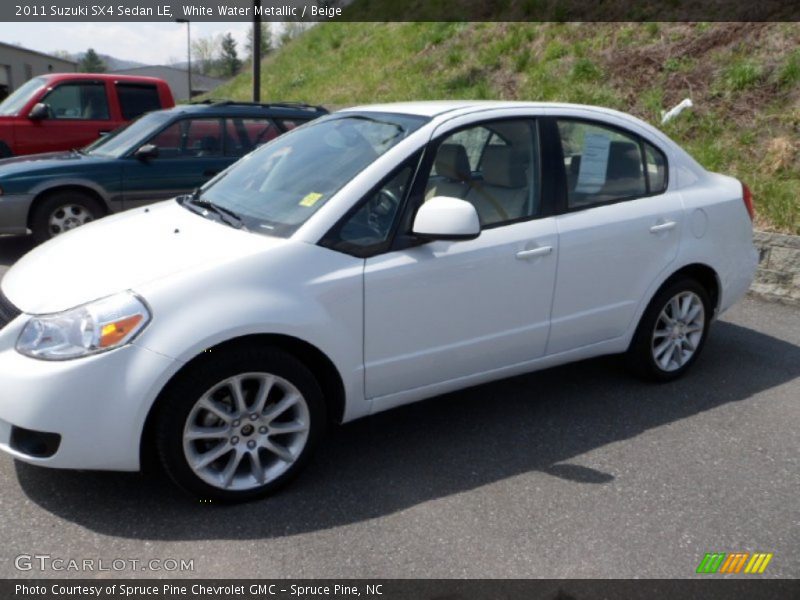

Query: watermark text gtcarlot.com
15;554;194;572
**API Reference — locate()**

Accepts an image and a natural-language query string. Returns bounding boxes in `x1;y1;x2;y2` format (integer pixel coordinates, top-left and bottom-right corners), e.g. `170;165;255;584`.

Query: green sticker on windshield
299;192;323;207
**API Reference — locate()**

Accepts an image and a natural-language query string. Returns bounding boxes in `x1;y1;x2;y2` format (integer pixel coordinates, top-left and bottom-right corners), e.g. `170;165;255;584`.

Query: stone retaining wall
751;230;800;306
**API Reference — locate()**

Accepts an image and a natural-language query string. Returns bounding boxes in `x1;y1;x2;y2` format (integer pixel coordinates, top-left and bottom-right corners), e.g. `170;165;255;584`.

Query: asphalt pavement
0;233;798;579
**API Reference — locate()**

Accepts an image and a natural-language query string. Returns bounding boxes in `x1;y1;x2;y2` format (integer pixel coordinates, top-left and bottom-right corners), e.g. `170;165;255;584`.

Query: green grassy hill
210;22;800;234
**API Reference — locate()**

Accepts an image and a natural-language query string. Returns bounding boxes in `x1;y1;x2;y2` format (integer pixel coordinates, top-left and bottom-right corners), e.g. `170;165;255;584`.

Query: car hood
0;150;110;176
1;200;285;314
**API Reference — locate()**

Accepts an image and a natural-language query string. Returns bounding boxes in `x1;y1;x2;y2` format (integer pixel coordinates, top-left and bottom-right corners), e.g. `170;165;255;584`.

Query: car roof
341;100;641;120
162;101;328;118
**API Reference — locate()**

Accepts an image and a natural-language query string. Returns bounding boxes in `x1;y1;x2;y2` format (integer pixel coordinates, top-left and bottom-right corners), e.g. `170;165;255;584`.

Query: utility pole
176;18;192;99
252;0;262;102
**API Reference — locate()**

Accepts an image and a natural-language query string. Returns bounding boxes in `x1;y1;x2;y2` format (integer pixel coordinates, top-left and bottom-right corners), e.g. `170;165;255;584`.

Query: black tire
155;345;326;502
30;190;104;243
0;141;12;159
627;277;712;382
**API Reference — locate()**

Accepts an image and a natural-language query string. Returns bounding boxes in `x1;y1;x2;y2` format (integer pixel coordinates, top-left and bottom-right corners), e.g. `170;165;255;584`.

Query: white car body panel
0;101;757;472
364;216;558;399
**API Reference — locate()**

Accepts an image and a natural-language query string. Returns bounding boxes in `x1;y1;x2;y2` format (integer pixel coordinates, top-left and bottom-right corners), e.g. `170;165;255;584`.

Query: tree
279;22;308;46
219;33;242;77
192;35;217;75
246;23;273;59
79;48;106;73
51;50;73;61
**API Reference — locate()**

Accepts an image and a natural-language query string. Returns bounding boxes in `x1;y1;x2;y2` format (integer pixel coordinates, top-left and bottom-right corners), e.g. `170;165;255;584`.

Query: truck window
116;83;161;120
41;82;109;120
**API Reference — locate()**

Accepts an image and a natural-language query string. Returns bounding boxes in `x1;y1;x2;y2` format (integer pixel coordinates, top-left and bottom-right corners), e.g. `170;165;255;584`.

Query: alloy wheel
182;372;310;491
651;291;705;372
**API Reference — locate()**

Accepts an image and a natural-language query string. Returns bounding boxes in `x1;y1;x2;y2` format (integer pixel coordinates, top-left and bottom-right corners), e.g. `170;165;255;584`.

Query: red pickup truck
0;73;175;157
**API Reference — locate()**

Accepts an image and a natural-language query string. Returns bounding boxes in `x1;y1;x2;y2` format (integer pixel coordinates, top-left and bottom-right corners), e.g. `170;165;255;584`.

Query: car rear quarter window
224;117;280;156
276;118;308;131
645;142;667;193
116;83;161;120
556;119;651;209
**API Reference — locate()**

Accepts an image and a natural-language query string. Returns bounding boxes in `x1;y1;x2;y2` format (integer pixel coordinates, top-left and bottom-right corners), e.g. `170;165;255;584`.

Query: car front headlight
16;291;151;360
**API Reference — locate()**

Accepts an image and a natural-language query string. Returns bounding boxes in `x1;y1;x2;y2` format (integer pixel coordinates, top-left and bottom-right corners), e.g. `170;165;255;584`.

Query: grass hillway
208;22;800;235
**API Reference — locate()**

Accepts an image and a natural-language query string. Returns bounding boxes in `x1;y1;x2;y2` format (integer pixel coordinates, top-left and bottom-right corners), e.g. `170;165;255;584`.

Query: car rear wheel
627;278;711;381
31;191;104;243
155;346;326;502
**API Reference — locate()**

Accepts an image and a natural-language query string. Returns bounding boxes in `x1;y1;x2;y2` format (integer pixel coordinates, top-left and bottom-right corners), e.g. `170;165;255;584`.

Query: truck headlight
16;292;151;360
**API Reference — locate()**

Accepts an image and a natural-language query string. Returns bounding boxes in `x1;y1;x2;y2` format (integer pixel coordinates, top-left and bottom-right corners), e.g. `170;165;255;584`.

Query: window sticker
575;133;611;194
299;192;324;207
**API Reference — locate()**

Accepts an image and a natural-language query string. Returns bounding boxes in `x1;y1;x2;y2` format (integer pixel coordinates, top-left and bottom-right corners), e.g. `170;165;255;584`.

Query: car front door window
422;120;540;228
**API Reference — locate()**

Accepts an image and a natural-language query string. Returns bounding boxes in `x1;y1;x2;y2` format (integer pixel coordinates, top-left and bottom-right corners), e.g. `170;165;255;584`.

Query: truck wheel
30;191;105;243
0;142;12;158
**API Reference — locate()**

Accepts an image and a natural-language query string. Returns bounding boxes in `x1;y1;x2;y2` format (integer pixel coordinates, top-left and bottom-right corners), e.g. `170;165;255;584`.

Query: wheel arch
626;261;721;353
139;333;346;472
658;263;721;315
27;183;111;229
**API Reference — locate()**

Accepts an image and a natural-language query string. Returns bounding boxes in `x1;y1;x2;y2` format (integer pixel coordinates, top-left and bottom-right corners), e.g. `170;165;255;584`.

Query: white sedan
0;101;758;501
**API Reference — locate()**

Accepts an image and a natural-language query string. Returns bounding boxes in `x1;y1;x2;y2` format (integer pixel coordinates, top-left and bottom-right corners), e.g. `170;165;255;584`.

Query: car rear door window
224;117;280;157
116;83;161;120
42;82;109;120
557;120;649;208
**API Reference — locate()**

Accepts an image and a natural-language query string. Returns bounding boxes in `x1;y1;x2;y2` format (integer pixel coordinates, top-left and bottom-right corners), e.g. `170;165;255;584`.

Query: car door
15;80;114;155
546;117;682;355
121;117;232;209
359;118;559;400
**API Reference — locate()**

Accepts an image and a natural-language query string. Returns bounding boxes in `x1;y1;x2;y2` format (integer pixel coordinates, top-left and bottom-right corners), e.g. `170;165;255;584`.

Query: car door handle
516;246;553;260
203;169;219;177
650;221;677;233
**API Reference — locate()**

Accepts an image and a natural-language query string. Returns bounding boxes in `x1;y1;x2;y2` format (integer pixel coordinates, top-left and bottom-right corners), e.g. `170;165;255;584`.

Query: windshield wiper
182;191;245;230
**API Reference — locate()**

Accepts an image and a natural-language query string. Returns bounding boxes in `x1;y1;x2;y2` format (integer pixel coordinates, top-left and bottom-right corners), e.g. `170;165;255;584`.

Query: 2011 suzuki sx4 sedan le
0;102;758;501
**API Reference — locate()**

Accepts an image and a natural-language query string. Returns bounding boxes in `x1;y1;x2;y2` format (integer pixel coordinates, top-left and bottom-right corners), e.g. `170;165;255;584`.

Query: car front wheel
628;278;712;381
31;191;104;243
155;346;326;502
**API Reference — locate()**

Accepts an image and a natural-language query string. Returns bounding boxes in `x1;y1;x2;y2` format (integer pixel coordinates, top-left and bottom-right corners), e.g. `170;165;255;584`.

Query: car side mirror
134;144;159;161
28;103;49;120
412;196;480;241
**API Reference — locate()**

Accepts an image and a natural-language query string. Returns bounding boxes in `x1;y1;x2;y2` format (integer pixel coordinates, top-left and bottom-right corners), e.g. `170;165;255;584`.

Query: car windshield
86;111;172;157
0;77;46;116
195;113;428;237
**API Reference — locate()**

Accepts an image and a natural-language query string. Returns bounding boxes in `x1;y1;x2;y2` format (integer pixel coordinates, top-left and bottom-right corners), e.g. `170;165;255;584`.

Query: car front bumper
0;193;33;234
0;314;177;471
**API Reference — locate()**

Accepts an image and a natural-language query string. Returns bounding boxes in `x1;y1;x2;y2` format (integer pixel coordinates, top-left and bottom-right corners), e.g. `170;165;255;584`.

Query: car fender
27;177;114;212
129;242;367;442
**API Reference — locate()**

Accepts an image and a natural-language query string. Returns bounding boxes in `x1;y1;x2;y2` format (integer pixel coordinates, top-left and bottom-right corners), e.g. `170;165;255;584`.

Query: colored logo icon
697;552;773;574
